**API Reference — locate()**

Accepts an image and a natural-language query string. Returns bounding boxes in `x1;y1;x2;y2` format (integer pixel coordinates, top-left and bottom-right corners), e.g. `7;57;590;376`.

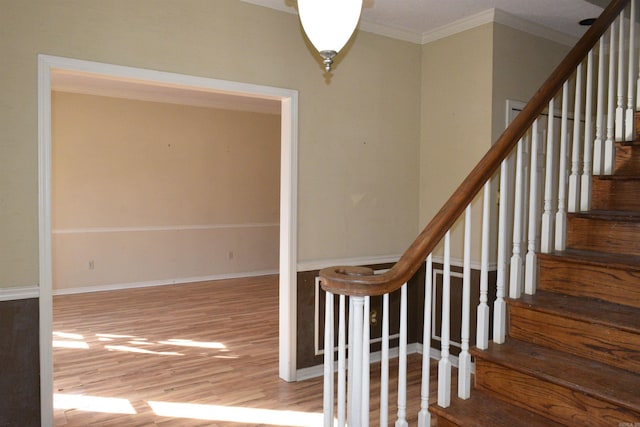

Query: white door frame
37;54;298;426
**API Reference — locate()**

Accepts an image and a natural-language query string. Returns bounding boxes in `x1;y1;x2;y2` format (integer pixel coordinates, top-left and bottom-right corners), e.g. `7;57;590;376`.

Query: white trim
0;286;40;301
38;54;299;426
296;343;422;381
430;255;497;272
421;8;578;47
52;270;278;296
492;9;578;47
297;254;401;272
52;223;279;234
240;1;577;46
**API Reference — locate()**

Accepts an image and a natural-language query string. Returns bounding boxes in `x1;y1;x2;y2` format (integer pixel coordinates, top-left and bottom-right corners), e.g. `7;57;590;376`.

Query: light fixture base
319;50;337;72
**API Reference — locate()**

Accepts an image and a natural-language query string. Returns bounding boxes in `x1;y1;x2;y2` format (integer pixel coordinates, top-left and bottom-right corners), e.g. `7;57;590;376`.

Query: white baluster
541;98;556;253
616;8;627;142
569;63;583;213
582;49;595;211
418;256;433;427
476;182;491;349
337;295;347;427
494;158;508;344
361;296;370;427
458;206;472;399
324;291;335;427
605;18;618;175
594;37;606;176
510;137;526;299
556;82;570;251
395;284;408;427
348;296;364;427
437;231;452;408
525;120;541;295
380;293;389;427
627;0;637;140
347;297;354;423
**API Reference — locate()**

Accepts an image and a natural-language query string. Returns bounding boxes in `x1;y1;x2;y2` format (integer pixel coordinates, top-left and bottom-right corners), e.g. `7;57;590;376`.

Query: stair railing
319;0;635;425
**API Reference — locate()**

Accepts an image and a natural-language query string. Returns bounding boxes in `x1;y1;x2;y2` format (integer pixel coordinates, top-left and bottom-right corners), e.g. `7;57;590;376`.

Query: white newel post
337;295;347;427
361;296;370;427
380;293;389;427
418;255;433;427
348;296;365;427
324;291;335;427
437;231;452;408
395;284;408;427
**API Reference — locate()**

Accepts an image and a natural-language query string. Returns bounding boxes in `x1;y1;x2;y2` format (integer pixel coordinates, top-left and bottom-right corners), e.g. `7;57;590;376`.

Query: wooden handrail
320;0;629;297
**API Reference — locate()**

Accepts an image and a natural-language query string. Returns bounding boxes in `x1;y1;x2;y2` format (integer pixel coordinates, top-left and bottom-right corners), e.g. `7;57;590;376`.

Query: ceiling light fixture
297;0;363;72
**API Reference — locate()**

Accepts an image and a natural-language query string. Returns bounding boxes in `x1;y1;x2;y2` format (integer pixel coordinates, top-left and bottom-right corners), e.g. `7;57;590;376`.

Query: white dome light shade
298;0;363;71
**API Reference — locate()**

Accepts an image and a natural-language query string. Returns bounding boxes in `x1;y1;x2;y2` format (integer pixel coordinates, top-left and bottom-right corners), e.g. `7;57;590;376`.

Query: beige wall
491;23;571;142
0;0;422;288
419;24;495;260
51;92;280;290
418;23;571;261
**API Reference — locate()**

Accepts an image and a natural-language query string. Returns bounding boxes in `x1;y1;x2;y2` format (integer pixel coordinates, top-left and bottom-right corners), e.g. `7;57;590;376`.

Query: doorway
38;54;299;426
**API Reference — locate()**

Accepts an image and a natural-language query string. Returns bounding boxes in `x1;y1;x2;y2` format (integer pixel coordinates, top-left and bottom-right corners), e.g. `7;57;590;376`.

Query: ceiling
242;0;607;44
52;0;609;114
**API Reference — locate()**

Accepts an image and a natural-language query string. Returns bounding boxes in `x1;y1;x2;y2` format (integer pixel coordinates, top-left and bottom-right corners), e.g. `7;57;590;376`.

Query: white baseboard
296;343;477;381
297;254;401;272
0;286;40;301
296;343;421;381
53;269;278;296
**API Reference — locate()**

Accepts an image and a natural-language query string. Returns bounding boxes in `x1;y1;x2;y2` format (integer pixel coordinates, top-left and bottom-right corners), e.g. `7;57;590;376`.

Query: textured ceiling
242;0;605;43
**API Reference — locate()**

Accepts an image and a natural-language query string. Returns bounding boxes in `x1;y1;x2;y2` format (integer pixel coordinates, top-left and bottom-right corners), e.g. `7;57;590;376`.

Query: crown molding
240;1;579;47
421;8;578;46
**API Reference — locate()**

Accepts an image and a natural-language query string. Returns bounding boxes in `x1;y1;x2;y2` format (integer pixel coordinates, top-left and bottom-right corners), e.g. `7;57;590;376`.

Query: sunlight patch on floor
105;345;183;356
54;393;136;415
148;401;324;426
53;340;89;349
159;339;226;349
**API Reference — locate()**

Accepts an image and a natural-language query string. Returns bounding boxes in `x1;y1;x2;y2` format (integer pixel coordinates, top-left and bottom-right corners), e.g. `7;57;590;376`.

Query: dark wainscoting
0;298;40;427
296;261;497;371
296;263;425;370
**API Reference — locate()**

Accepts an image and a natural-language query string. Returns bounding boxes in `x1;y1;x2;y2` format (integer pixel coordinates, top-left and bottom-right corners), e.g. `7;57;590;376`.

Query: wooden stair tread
616;140;640;147
471;339;640;413
569;209;640;222
508;290;640;333
429;389;564;427
538;248;640;270
597;174;640;180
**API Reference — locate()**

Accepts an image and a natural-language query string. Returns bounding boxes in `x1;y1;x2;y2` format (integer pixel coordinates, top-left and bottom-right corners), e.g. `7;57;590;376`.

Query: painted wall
418;23;571;262
0;0;422;290
419;24;495;260
52;92;280;291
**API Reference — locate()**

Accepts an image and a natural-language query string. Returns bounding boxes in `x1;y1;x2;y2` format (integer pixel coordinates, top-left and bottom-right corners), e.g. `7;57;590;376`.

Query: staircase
430;125;640;425
318;1;640;425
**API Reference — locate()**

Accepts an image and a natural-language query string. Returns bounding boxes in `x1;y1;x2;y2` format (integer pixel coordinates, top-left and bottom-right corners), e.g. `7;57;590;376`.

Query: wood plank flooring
53;275;440;426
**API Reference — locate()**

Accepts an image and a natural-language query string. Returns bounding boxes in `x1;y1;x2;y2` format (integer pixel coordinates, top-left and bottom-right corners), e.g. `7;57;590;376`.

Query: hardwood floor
53;275;439;426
